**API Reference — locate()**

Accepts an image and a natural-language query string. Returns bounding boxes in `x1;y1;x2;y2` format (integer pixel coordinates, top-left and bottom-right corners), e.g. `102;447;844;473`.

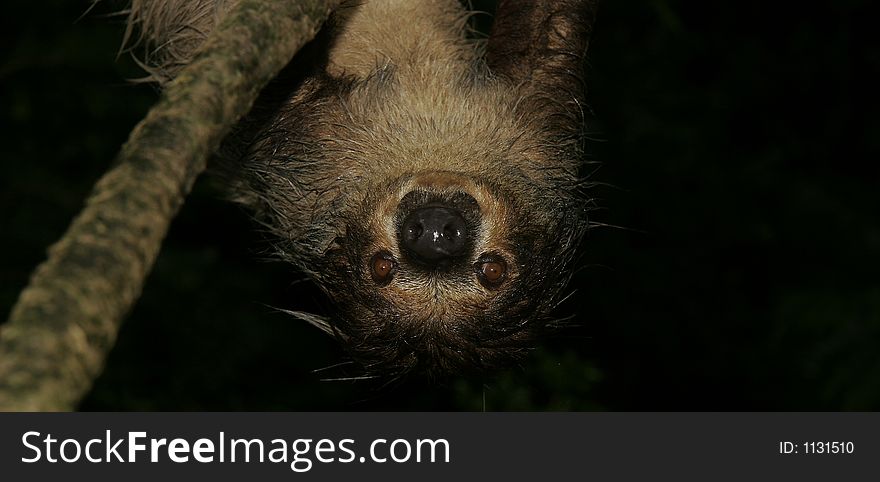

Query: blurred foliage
1;0;877;410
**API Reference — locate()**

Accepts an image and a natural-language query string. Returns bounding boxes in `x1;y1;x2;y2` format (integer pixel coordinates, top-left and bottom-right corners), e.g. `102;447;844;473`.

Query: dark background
1;0;877;410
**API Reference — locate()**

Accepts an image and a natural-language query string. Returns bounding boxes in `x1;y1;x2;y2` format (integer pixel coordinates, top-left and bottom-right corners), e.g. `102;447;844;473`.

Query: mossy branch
0;0;342;411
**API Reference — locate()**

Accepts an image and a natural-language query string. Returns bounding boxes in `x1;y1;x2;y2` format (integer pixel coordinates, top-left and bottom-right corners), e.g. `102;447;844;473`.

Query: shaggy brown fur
124;0;598;378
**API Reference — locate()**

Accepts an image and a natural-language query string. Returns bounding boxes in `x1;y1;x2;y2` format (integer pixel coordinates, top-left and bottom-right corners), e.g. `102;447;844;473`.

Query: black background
1;0;878;410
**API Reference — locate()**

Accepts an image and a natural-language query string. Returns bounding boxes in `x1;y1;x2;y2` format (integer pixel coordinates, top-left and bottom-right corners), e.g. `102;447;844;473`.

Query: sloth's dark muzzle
399;206;470;266
395;190;479;270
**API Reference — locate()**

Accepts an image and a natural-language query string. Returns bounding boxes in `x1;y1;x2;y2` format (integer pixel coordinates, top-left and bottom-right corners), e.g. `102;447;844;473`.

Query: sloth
124;0;597;378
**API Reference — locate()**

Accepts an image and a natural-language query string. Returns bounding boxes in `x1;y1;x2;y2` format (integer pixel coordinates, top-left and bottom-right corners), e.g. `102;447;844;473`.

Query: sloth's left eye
370;251;397;285
475;255;507;288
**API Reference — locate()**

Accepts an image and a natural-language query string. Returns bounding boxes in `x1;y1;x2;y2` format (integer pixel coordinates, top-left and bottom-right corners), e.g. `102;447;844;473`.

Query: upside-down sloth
125;0;597;378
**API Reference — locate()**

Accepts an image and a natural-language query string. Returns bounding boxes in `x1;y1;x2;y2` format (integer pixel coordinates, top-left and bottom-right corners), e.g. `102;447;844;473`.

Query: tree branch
0;0;342;411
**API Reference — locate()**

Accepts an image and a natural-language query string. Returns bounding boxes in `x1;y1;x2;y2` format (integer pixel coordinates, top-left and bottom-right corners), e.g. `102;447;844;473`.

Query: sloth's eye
370;251;397;285
475;255;507;288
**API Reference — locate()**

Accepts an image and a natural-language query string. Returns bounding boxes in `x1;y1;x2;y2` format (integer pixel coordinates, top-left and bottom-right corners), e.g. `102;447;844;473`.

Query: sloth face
318;169;584;378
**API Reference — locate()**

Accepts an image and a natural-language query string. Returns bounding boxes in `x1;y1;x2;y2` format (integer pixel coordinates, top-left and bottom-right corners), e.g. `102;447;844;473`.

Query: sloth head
232;67;592;378
317;169;585;378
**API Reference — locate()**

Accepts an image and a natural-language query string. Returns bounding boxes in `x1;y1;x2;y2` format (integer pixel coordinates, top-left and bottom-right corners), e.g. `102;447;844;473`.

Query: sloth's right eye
370;251;397;285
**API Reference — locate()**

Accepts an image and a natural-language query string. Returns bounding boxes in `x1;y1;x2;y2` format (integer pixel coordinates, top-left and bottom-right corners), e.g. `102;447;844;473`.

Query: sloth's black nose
399;206;470;266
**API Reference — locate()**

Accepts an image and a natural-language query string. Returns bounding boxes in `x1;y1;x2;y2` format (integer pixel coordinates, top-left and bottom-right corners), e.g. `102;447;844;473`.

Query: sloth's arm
487;0;597;110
